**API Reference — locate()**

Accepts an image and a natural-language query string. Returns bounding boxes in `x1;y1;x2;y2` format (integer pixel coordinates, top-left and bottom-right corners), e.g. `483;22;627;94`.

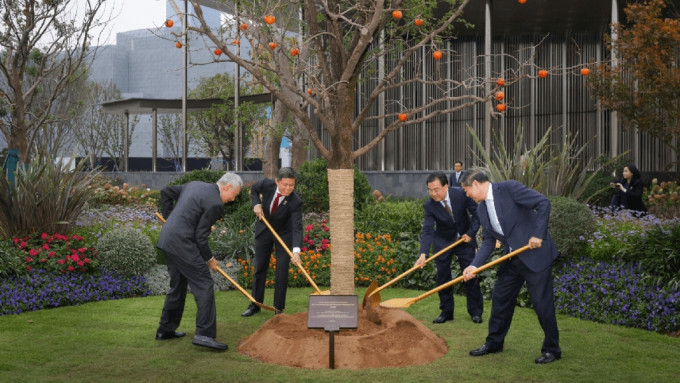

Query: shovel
155;212;280;313
362;237;466;308
259;215;331;295
380;244;531;309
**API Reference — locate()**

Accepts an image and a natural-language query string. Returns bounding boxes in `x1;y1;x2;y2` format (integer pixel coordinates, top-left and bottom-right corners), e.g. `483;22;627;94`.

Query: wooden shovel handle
259;215;325;295
369;237;466;298
410;244;532;305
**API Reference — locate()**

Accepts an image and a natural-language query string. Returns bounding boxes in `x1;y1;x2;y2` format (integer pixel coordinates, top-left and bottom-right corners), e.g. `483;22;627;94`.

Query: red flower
71;254;80;262
24;256;34;263
321;239;329;245
57;259;65;265
29;249;39;257
301;247;308;252
84;258;90;264
68;266;75;272
78;248;86;254
308;240;315;246
40;258;47;263
323;226;329;232
19;241;27;249
26;266;32;271
41;232;49;240
321;244;328;250
13;237;20;244
42;243;49;250
305;224;314;232
48;251;56;257
77;261;84;267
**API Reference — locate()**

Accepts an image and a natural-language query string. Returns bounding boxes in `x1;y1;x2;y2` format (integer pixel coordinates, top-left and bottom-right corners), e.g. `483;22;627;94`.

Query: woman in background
610;164;647;213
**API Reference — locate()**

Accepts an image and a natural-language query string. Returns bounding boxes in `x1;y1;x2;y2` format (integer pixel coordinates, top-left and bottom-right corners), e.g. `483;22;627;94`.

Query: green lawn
1;287;678;383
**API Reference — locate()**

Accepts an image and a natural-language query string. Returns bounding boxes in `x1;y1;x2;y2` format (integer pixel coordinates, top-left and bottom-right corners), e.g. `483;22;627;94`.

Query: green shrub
355;198;425;237
0;153;100;239
169;169;225;185
97;227;157;276
210;220;255;261
296;158;372;212
548;196;596;259
578;171;616;207
0;239;24;277
628;223;680;290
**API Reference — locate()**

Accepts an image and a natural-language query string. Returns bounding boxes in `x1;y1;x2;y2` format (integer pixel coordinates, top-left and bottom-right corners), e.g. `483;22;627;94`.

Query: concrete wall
100;170;432;199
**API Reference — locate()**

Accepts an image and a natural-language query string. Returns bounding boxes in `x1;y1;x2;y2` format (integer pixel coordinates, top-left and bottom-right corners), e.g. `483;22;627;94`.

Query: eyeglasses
427;187;443;194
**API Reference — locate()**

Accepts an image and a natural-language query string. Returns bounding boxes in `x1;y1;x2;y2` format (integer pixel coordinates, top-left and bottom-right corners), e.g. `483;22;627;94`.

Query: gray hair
217;172;243;188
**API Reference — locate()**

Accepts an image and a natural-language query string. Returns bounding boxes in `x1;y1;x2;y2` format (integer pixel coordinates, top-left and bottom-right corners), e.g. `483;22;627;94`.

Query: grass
1;287;679;383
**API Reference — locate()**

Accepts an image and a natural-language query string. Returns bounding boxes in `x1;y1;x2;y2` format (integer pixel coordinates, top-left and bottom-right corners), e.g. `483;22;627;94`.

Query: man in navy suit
449;161;465;188
460;169;561;364
416;172;482;324
156;172;243;351
242;167;303;316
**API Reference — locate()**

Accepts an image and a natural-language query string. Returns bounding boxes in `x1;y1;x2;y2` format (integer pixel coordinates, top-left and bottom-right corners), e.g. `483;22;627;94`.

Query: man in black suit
449;161;465;188
242;167;303;316
156;172;243;351
461;169;561;364
416;172;482;324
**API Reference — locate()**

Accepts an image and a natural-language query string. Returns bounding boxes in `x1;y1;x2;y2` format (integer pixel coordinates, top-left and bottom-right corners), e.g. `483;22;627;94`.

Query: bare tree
0;0;109;164
159;113;187;171
70;80;128;169
185;0;540;294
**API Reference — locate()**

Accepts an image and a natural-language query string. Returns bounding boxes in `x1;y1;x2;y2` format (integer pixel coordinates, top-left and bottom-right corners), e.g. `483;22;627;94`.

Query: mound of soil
237;305;448;369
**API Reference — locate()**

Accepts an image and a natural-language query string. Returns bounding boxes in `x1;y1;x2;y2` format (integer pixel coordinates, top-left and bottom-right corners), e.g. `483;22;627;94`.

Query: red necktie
271;193;282;215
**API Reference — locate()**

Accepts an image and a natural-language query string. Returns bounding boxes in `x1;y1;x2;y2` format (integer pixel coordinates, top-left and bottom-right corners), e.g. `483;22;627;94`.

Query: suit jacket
157;181;224;262
250;178;303;249
420;187;480;254
449;171;465;188
472;180;558;273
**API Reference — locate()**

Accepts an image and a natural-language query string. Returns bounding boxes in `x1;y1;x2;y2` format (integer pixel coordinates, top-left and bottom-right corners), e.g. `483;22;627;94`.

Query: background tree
0;0;108;164
589;0;680;172
158;114;187;171
187;0;535;294
188;73;267;170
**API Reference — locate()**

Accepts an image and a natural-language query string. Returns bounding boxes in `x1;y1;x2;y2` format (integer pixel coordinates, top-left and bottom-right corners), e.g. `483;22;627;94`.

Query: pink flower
78;248;86;254
29;249;39;257
40;258;47;263
13;237;20;244
84;258;90;264
301;247;308;252
48;251;56;257
323;226;329;232
308;240;315;246
71;254;80;262
77;261;84;267
68;266;75;272
42;243;50;250
305;224;314;232
19;241;27;249
57;259;65;265
321;244;328;250
24;256;34;263
321;239;329;245
41;233;49;240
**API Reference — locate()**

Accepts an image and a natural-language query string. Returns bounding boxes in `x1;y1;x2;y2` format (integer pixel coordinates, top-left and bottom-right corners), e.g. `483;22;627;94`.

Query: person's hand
207;258;219;271
292;252;301;266
617;183;625;192
415;254;427;269
610;182;616;189
253;204;263;219
461;234;472;243
463;265;477;281
528;236;543;249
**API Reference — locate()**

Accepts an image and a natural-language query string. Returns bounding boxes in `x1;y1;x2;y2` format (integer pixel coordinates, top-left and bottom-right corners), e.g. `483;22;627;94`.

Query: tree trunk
328;168;355;294
262;98;287;178
290;120;309;169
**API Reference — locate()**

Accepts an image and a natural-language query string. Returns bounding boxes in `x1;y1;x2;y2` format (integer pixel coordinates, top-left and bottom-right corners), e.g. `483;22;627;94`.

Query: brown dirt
237;305;448;370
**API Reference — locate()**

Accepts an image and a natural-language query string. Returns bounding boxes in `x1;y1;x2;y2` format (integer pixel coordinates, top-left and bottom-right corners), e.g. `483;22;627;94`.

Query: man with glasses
415;172;483;324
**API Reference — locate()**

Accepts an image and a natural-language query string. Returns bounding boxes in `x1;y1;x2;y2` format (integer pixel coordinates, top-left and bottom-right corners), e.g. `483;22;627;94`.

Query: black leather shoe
241;305;260;317
469;344;503;356
432;314;453;324
535;352;561;364
192;335;228;351
155;331;186;340
471;315;483;324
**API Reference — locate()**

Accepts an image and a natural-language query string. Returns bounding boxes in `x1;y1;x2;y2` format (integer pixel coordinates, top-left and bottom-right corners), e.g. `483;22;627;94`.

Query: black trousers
251;233;291;310
485;257;561;356
434;243;483;317
157;250;216;338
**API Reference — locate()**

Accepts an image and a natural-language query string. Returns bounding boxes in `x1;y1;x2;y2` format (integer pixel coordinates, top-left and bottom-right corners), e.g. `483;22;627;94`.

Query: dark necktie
443;199;454;221
271;193;282;215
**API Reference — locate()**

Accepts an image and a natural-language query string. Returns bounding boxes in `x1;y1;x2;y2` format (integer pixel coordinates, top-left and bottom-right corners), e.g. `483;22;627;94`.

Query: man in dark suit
460;169;561;364
416;172;482;324
156;172;243;351
449;161;465;188
242;167;303;316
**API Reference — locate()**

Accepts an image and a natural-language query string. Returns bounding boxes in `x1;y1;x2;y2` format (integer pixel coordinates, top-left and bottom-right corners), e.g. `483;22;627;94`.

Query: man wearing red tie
242;167;303;316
